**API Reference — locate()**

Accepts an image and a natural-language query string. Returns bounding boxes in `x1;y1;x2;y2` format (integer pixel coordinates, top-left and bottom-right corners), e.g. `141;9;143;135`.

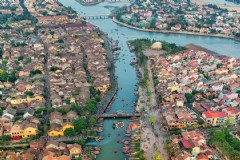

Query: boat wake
86;138;113;146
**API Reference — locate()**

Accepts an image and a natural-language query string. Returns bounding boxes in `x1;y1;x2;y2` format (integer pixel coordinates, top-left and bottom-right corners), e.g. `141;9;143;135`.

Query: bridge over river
82;14;115;20
97;111;141;119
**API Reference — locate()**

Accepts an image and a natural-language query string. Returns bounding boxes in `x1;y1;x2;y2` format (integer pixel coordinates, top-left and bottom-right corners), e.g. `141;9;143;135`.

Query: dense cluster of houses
0;136;83;160
170;131;218;160
149;50;240;129
0;28;46;139
118;0;240;36
0;0;109;156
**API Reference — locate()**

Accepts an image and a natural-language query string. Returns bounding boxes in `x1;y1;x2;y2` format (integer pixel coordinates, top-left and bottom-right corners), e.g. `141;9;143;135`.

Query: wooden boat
94;151;100;154
96;123;103;127
95;136;104;141
112;123;116;129
122;140;130;145
125;133;131;137
93;147;101;151
98;118;104;122
98;127;104;132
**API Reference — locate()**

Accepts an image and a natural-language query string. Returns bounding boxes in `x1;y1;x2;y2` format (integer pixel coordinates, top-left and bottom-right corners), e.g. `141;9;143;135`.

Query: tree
0;108;2;115
236;90;240;98
74;139;86;145
149;116;156;124
76;157;82;160
50;66;58;72
86;99;97;113
154;152;161;160
185;93;195;103
73;118;87;133
25;91;34;96
89;117;97;128
70;103;83;115
64;128;75;137
0;135;11;141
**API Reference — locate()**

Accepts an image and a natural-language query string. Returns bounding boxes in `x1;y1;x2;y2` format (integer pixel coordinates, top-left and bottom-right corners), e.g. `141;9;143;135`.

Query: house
197;154;209;160
215;67;228;74
2;108;17;121
11;123;23;138
46;141;59;150
68;143;82;158
66;111;79;122
211;83;223;91
22;123;38;138
30;136;47;150
171;24;181;31
222;107;240;123
21;152;36;160
42;155;71;160
202;111;227;126
48;123;74;137
23;107;35;119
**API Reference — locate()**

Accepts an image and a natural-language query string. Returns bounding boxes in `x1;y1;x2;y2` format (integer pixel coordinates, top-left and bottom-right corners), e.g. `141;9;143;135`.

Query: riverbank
112;17;238;41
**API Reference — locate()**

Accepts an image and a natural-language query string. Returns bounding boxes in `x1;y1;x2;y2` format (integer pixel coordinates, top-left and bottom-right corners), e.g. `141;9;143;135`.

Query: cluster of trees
185;93;195;103
73;117;97;135
30;70;42;77
0;70;18;83
161;41;186;54
10;41;27;47
208;129;240;158
235;33;240;39
206;4;228;12
55;39;64;43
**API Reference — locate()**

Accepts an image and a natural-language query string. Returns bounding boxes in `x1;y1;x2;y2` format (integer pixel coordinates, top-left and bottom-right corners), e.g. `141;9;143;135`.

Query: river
58;0;240;159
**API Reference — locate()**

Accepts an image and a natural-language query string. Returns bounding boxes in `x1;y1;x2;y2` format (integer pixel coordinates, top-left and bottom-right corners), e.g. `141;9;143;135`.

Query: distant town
114;0;240;39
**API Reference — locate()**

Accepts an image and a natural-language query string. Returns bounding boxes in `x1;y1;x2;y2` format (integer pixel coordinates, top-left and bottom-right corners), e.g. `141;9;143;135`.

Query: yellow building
70;97;75;104
11;123;37;139
97;84;110;94
48;123;74;137
169;85;180;92
10;98;27;105
22;124;37;138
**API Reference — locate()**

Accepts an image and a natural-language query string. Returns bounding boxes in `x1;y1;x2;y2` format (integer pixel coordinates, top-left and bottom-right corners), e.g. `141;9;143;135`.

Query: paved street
138;59;169;160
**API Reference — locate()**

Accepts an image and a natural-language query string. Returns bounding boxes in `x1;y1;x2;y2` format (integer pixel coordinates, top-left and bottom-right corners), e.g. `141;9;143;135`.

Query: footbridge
82;14;115;20
97;111;141;119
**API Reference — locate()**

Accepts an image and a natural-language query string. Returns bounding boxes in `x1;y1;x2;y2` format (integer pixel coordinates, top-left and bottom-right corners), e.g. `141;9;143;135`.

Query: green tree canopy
64;128;75;137
73;118;87;133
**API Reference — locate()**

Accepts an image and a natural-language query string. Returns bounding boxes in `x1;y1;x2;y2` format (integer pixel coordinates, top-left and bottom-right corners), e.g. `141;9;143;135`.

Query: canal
58;0;240;159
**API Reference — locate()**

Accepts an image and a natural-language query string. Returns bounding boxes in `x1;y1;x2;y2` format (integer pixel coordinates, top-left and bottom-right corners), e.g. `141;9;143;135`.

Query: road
138;58;169;160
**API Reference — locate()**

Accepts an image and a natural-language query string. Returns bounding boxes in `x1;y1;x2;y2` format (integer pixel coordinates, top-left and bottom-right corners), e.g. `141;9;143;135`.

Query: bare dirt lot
191;0;240;12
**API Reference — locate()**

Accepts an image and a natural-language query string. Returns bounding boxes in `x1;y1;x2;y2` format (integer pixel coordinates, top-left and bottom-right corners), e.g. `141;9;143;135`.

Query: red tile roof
223;107;239;115
197;154;209;160
181;138;192;149
203;111;227;119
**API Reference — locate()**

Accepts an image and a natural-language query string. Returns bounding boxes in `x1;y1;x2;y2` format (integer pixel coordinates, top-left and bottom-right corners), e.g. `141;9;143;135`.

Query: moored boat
112;123;116;129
